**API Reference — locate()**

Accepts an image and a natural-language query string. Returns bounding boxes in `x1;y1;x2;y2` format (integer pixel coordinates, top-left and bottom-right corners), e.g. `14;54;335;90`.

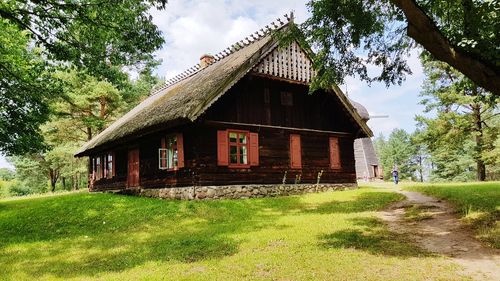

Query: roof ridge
150;12;294;96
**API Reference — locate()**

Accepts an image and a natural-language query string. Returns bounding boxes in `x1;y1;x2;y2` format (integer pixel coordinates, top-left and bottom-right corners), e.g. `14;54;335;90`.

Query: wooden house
75;15;373;199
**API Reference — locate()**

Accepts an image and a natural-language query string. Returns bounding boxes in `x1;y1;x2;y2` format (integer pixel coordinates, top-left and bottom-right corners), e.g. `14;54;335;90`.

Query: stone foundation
131;183;357;200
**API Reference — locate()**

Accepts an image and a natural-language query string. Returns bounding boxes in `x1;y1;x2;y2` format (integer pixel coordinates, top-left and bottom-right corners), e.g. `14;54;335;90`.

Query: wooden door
127;149;140;187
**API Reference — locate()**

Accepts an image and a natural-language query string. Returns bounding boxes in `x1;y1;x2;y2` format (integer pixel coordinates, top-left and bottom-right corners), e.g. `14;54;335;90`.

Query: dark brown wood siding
203;75;359;133
90;74;358;191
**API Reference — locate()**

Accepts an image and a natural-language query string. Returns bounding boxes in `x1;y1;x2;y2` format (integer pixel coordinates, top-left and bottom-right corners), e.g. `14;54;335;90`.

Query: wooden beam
249;72;309;85
205;120;352;136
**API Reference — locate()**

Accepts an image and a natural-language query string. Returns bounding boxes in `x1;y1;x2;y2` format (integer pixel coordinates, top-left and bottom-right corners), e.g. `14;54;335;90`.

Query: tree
0;168;15;181
0;0;167;81
416;54;499;181
0;19;57;155
50;70;124;141
374;129;417;180
299;0;499;94
410;130;428;182
0;0;167;155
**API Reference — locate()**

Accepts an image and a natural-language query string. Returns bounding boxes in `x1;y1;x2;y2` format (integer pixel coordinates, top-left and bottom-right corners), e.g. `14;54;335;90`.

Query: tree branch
392;0;500;96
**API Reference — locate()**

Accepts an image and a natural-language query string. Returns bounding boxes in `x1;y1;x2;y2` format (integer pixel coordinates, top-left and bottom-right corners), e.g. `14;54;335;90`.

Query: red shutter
112;152;116;176
290;134;302;169
249;132;259;166
217;130;229;166
330;137;341;169
177;133;185;168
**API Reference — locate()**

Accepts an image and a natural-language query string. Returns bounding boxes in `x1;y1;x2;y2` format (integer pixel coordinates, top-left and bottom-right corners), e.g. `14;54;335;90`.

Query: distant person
392;168;399;185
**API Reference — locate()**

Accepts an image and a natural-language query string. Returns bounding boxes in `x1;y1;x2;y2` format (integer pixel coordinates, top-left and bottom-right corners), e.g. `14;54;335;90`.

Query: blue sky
0;0;426;169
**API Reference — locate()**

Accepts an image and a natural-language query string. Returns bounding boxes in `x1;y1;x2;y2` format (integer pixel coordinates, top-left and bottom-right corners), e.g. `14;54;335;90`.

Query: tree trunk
391;0;500;96
87;127;92;141
418;154;423;182
77;172;81;190
49;168;58;192
99;97;107;119
62;176;66;190
472;102;486;181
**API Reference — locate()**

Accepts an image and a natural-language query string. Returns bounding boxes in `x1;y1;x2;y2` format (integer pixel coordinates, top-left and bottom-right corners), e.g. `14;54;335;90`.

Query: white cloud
0;155;14;170
151;0;309;79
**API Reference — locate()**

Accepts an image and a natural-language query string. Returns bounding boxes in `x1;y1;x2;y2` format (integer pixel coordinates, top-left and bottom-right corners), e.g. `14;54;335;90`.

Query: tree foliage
8;68;160;196
300;0;499;94
0;0;167;155
374;129;418;180
415;54;499;181
0;19;57;155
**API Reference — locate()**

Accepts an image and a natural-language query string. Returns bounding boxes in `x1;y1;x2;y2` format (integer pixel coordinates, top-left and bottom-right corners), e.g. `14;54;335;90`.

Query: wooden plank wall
204;75;357;133
90;74;360;191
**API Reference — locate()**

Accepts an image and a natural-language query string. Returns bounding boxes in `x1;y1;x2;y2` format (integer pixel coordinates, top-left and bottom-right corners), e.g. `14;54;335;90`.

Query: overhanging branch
392;0;500;96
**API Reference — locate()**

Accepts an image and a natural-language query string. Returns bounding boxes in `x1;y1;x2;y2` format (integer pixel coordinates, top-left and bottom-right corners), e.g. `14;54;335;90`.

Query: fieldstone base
133;183;357;200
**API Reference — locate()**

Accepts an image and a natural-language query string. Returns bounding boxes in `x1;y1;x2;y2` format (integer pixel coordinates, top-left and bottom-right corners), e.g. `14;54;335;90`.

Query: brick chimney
199;54;215;68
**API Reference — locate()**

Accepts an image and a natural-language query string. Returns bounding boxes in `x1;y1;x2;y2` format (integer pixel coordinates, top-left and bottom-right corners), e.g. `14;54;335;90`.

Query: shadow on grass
318;217;430;257
0;189;405;279
0;193;307;279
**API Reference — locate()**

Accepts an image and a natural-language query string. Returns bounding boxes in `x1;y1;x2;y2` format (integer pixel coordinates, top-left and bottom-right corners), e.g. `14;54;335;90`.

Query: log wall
90;74;360;192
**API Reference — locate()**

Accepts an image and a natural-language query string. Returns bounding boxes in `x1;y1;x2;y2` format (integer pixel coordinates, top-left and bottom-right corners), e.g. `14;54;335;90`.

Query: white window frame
159;135;179;170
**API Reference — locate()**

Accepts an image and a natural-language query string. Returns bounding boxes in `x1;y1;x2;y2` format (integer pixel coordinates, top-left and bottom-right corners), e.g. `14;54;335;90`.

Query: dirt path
378;189;500;281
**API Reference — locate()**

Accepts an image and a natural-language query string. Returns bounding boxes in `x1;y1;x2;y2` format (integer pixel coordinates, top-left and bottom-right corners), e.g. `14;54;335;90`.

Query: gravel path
378;189;500;281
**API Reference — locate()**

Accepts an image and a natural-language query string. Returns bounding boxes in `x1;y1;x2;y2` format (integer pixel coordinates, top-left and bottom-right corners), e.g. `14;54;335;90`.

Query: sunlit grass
0;188;467;280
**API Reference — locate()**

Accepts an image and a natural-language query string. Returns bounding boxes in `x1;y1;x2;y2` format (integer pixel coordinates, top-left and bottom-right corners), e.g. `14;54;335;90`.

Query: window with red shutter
218;130;258;167
290;134;302;169
228;130;250;168
95;156;102;179
159;133;184;170
329;137;341;169
106;153;114;178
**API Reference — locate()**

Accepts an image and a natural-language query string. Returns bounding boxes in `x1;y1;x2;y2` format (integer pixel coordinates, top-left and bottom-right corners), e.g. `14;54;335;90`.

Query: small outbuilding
75;15;373;199
351;101;383;181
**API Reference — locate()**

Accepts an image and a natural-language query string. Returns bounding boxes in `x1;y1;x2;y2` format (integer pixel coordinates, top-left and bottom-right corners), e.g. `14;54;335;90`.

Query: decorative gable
253;40;314;84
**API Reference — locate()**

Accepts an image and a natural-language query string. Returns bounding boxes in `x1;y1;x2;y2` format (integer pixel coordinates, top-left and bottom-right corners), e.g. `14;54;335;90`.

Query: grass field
404;182;500;248
0;187;468;281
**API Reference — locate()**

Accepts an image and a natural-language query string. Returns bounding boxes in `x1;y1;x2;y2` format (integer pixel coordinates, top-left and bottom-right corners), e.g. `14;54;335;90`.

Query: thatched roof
76;14;372;157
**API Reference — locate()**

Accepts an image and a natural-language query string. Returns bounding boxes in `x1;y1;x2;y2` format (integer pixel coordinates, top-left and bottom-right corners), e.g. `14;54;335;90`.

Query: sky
0;0;426;170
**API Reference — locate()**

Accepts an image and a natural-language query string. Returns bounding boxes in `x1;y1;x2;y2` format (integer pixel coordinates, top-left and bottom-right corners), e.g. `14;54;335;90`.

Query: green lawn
404;182;500;248
0;188;466;281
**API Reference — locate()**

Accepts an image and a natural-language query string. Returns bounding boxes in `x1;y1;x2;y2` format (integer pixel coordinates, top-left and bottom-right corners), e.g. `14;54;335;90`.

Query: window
105;153;114;178
95;156;102;179
91;157;96;180
229;131;248;166
218;130;259;167
280;91;293;106
159;134;184;170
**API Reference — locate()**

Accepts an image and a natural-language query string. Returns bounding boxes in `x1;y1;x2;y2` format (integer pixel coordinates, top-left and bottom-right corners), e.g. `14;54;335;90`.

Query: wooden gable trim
253;40;315;84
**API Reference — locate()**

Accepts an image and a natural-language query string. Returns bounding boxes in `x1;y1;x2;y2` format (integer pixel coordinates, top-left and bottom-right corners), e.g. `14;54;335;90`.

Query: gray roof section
354;137;380;178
